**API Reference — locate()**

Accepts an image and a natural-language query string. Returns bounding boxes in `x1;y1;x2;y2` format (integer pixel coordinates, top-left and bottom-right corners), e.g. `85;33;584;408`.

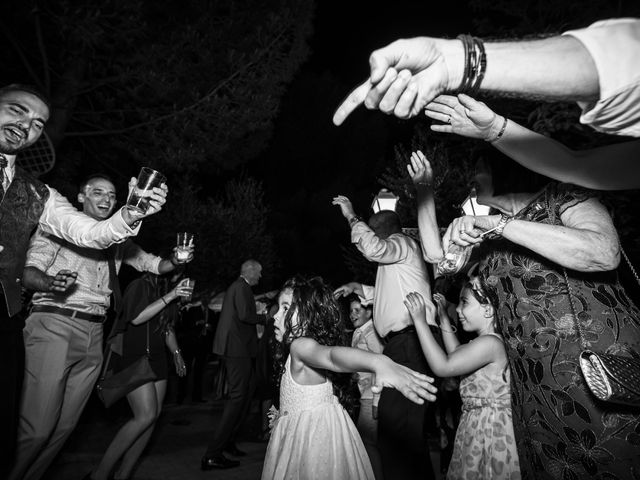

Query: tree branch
33;4;51;94
0;17;46;92
64;25;289;138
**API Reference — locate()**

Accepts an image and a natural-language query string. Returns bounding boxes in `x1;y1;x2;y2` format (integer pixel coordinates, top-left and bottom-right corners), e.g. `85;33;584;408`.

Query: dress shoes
201;454;240;470
223;444;247;457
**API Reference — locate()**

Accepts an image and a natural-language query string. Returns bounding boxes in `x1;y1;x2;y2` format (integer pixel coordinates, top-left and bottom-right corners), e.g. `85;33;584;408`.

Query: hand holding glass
126;167;166;215
177;278;195;301
176;232;195;263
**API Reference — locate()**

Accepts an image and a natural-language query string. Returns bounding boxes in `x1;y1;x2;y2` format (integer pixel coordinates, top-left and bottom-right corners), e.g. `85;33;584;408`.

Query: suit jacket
212;277;260;358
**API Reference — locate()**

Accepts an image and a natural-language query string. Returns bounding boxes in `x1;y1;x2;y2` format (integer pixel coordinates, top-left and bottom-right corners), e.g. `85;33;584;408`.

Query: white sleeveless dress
261;355;374;480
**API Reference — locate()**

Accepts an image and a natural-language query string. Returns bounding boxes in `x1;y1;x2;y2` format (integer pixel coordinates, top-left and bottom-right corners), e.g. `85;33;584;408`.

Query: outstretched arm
408;150;445;264
404;292;500;377
290;337;437;404
333;34;598;126
130;278;192;325
425;93;640;191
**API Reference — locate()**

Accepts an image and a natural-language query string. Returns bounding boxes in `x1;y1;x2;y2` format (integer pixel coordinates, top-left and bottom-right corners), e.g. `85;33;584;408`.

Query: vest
0;167;50;317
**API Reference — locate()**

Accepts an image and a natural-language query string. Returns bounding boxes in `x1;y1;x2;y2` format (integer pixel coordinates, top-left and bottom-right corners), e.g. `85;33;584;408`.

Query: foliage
133;176;279;294
2;0;314;173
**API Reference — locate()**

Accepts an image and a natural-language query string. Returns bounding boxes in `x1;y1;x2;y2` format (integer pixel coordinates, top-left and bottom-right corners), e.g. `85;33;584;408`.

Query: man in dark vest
202;259;265;470
0;84;168;476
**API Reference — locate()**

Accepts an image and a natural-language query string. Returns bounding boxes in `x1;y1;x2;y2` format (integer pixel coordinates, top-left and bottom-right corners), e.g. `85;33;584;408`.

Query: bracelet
160;297;168;306
173;349;182;356
456;34;487;95
439;325;458;334
348;215;362;228
486;116;508;143
485;213;513;239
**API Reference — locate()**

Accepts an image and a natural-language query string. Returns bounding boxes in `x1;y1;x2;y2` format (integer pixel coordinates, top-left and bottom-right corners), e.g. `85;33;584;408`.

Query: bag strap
99;344;113;382
621;245;640;288
146;321;150;356
562;268;589;350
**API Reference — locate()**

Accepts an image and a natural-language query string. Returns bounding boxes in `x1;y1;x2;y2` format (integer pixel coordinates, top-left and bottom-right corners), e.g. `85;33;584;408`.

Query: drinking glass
179;279;196;301
126;167;166;215
437;244;473;275
176;232;195;263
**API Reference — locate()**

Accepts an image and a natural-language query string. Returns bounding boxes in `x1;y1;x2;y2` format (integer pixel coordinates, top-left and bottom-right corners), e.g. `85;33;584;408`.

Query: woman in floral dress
410;98;640;479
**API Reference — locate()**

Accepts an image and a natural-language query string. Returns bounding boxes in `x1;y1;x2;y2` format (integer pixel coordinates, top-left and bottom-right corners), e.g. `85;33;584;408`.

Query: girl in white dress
261;276;436;480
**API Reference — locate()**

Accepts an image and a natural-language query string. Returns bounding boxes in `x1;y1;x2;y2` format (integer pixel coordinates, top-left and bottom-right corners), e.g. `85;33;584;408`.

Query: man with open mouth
0;84;168;477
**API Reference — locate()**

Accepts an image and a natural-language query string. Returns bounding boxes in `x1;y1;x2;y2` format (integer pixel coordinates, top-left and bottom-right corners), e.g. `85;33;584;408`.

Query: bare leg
114;380;166;479
91;382;159;480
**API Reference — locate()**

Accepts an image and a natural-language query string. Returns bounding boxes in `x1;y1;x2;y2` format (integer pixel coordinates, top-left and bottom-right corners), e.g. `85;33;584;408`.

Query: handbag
563;246;640;407
96;323;157;407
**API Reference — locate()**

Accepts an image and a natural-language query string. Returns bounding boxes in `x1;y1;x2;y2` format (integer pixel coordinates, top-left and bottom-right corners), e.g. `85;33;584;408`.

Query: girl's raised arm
290;337;437;404
405;292;502;377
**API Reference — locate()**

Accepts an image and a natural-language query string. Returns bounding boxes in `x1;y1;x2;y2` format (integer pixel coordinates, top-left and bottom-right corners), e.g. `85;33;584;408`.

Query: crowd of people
1;15;639;480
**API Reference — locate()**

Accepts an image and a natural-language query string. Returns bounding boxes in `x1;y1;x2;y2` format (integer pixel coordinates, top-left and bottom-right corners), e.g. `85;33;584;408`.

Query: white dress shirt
564;18;640;137
351;221;433;338
4;160;139;247
27;231;161;315
351;320;384;403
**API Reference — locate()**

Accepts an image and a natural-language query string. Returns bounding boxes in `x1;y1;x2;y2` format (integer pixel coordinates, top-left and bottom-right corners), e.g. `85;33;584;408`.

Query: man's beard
0;142;22;155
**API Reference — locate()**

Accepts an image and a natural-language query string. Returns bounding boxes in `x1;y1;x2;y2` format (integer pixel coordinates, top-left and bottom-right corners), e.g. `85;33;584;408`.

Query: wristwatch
348;215;362;228
486;213;513;239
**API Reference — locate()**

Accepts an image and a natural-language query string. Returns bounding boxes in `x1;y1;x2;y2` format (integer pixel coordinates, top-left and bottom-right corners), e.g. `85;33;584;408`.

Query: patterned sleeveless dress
478;183;640;480
447;334;520;480
261;355;374;480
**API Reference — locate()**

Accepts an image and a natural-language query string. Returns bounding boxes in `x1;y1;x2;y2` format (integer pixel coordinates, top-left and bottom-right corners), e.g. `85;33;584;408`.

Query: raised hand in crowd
121;177;169;225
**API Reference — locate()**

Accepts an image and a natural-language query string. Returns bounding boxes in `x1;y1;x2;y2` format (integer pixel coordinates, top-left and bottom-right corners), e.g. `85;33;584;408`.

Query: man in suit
202;259;265;470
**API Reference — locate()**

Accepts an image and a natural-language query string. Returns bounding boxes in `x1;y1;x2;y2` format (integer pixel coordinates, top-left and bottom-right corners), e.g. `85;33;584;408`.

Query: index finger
332;79;372;126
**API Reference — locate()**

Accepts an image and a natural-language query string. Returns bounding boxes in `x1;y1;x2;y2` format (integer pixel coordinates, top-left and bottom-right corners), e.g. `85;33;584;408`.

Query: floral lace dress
447;334;520;480
478;183;640;480
261;355;374;480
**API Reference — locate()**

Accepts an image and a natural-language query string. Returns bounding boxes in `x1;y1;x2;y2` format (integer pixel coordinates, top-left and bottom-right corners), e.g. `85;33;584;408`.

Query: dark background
3;0;639;294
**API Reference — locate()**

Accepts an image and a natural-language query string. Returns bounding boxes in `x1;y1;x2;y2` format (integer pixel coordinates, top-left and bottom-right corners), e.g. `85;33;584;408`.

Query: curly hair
272;276;359;416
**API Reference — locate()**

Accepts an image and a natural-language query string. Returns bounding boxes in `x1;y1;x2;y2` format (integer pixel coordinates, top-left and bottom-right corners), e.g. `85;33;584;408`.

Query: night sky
248;1;474;285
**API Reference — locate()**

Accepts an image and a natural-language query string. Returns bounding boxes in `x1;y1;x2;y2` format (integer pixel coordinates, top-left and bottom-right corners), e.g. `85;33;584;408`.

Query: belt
31;305;106;323
385;325;416;341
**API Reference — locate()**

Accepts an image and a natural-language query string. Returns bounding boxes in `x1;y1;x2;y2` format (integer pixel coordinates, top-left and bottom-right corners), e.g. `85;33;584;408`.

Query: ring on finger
446;115;452;124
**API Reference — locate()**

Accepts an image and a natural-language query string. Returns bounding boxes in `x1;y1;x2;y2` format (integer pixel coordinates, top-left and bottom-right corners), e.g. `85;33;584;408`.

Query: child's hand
433;293;448;316
406;150;433;186
372;357;437;404
405;292;438;327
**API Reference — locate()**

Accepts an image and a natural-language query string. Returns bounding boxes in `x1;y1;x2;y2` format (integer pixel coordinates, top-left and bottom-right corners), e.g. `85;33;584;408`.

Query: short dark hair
367;210;402;239
79;173;115;194
0;83;51;111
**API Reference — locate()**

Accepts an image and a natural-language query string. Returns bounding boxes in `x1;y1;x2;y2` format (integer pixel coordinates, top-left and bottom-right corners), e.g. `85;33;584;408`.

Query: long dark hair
272;276;358;415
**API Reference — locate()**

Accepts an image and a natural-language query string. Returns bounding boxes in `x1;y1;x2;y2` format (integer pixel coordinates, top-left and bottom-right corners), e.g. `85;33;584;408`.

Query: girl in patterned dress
261;276;436;480
404;280;521;480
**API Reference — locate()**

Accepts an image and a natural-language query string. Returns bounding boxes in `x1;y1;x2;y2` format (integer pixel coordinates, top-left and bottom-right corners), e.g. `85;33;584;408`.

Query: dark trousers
378;329;438;480
206;355;256;456
0;313;25;478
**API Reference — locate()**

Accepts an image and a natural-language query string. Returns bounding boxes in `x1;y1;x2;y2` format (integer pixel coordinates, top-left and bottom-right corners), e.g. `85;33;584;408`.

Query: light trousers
9;313;103;480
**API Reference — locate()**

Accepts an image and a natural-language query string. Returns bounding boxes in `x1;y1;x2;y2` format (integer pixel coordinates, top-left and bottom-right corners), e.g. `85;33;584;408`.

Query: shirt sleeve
563;18;640;137
122;240;162;274
360;284;375;306
351;222;409;264
24;228;59;273
39;187;140;249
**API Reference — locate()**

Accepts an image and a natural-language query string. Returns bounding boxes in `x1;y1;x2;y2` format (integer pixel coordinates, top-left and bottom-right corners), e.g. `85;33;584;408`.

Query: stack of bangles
456;34;486;96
